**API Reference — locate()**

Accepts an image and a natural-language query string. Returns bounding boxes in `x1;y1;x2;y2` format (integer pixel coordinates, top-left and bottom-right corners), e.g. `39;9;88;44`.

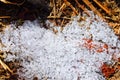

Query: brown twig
75;0;90;16
0;16;10;19
59;3;66;11
63;0;78;15
0;0;25;5
108;22;120;28
0;59;13;74
93;0;111;15
83;0;105;20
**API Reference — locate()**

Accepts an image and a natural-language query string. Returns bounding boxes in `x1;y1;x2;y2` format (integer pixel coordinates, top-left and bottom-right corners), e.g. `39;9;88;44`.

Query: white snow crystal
0;12;120;80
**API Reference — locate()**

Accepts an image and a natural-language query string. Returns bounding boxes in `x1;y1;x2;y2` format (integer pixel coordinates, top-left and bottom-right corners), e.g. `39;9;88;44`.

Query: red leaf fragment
100;63;115;78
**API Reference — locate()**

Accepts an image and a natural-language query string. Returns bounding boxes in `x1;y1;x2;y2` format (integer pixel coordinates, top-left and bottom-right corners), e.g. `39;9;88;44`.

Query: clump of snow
0;12;120;80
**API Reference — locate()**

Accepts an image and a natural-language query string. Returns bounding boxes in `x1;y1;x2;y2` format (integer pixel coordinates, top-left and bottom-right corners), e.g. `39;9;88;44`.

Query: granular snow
0;12;120;80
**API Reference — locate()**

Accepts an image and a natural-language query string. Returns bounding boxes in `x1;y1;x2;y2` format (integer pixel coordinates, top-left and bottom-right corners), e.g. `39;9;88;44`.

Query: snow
0;12;120;80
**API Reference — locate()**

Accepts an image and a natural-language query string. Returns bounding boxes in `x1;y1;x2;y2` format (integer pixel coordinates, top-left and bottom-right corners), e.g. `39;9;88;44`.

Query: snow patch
0;12;120;80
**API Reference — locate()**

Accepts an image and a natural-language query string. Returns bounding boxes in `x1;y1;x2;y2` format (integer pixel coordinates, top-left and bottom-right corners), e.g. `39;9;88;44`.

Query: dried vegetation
48;0;120;36
0;51;20;80
0;0;120;80
101;58;120;80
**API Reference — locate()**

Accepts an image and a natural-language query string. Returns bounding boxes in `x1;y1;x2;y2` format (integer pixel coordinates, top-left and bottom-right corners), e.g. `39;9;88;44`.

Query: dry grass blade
0;16;10;19
75;0;90;16
63;0;78;15
0;22;9;31
108;22;120;35
59;3;66;11
83;0;105;20
48;0;120;27
0;0;25;5
0;22;6;27
93;0;111;15
108;23;120;28
0;59;13;74
48;0;61;18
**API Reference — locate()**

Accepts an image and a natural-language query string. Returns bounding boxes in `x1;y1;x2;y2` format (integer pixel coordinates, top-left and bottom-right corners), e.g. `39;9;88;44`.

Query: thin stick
0;59;13;74
75;0;90;16
0;0;25;5
93;0;111;15
63;0;78;15
0;16;10;19
47;16;71;19
53;0;56;17
83;0;105;20
108;22;120;28
60;3;66;11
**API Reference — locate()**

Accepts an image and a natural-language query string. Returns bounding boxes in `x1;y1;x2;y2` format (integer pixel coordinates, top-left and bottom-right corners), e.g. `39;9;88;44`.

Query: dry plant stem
0;22;6;29
0;22;6;27
83;0;104;20
53;0;56;17
58;3;66;17
0;55;4;58
47;16;71;20
0;16;10;19
108;22;120;35
0;59;13;74
61;19;65;27
0;72;10;79
47;16;60;18
0;0;25;5
93;0;111;15
48;0;61;18
50;0;54;7
108;23;120;28
63;0;78;15
75;0;90;16
60;3;66;11
0;75;10;79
